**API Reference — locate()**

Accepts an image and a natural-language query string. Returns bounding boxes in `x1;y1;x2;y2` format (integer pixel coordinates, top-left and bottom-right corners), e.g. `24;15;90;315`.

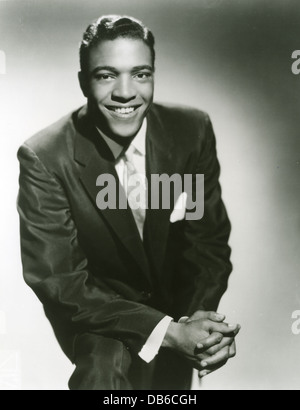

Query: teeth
114;107;135;114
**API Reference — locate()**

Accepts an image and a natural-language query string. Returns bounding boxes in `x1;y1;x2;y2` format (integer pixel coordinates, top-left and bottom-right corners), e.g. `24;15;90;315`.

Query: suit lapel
73;106;151;282
145;107;176;274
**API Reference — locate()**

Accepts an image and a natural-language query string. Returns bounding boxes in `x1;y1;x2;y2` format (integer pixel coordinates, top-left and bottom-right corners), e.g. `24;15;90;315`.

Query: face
80;38;154;139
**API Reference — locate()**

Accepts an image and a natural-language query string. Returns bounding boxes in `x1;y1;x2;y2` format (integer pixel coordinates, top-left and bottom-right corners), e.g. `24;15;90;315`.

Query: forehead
87;38;152;72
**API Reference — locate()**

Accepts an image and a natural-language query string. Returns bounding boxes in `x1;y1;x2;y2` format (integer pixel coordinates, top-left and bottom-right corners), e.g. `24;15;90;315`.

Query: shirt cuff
138;316;173;363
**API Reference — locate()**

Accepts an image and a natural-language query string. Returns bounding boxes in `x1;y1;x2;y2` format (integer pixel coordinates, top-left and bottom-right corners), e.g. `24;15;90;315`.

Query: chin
110;123;142;139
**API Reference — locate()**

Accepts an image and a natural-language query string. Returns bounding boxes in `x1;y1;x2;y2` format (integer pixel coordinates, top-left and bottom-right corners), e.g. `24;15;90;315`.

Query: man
17;15;240;390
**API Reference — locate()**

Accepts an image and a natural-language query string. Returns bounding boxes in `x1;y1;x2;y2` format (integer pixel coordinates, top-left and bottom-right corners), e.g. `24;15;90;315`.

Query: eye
95;73;115;81
133;72;152;81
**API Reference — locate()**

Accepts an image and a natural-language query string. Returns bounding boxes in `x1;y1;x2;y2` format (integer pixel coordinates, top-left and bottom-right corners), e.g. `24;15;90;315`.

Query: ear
78;71;88;97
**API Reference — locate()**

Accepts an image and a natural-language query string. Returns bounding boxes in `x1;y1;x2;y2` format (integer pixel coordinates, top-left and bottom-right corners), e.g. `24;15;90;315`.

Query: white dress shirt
97;120;173;363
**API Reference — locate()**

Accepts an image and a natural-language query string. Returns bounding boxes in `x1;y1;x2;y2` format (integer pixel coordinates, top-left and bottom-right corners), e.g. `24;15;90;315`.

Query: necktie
123;146;146;239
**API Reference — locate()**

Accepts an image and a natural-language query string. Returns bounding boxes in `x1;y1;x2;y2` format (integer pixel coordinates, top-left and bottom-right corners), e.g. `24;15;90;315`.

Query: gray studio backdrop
0;0;299;390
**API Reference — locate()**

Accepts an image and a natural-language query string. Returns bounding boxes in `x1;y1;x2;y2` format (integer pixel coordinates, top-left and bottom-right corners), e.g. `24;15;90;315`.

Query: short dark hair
79;15;155;73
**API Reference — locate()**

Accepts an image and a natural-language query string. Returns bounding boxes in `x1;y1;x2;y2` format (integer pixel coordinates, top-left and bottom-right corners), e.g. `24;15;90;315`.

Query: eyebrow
91;65;153;76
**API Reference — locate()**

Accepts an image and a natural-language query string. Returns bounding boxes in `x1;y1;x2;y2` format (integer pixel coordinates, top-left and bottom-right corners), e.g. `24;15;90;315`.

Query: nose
112;75;136;102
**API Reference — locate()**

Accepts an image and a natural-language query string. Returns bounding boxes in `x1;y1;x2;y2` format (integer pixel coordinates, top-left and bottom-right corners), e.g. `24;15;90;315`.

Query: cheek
88;83;110;101
140;84;154;102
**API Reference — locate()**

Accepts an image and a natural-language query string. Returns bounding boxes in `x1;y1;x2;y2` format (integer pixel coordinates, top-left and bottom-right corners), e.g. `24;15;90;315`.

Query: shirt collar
96;119;147;160
131;119;146;156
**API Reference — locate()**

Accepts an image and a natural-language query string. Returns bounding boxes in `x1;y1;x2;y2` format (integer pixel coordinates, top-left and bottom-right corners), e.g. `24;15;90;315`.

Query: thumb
178;316;189;323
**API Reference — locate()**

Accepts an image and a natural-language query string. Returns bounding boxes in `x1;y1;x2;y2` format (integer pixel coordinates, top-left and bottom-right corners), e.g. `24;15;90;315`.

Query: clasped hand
164;310;240;378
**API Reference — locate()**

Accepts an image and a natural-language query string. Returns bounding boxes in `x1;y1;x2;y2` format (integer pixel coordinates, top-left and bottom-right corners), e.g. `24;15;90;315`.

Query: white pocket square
170;192;187;223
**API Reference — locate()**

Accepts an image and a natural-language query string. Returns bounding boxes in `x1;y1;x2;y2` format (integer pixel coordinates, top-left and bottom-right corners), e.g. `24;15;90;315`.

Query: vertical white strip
0;50;6;75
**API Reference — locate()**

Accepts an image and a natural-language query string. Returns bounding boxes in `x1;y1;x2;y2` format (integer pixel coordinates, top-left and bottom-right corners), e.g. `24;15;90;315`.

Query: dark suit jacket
17;103;232;362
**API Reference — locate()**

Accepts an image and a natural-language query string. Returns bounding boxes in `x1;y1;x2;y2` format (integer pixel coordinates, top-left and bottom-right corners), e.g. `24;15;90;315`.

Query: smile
105;105;141;119
114;107;134;114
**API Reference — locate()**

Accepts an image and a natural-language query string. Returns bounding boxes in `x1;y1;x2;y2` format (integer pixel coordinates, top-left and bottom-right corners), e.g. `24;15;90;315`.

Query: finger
229;340;237;358
225;324;241;336
198;358;228;378
232;324;241;336
198;369;212;378
193;352;210;363
195;332;223;351
207;312;226;322
200;346;230;367
198;341;237;367
178;316;189;323
204;336;234;356
188;310;226;323
190;358;206;371
208;321;240;335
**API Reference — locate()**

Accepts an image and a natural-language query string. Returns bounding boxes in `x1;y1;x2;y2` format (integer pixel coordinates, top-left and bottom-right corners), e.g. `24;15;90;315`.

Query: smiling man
80;36;154;139
17;15;240;390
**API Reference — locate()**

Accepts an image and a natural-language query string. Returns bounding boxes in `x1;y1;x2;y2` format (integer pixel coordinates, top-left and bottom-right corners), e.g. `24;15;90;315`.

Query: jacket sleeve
17;144;165;355
174;114;232;317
